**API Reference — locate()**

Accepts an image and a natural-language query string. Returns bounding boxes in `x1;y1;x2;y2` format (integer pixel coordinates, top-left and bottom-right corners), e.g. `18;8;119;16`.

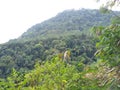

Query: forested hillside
0;9;116;78
20;9;119;40
0;33;97;78
0;8;120;90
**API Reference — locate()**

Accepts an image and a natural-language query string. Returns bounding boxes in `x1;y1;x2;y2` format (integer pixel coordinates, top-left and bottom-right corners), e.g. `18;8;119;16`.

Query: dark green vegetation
0;8;120;89
0;34;96;78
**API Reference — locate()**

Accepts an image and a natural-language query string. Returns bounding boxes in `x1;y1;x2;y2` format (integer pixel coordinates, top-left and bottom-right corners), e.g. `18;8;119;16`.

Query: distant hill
20;9;119;40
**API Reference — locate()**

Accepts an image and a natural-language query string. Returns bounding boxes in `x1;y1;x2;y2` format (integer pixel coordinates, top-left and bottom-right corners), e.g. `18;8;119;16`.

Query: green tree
94;0;120;66
20;57;81;90
98;0;120;12
92;0;120;89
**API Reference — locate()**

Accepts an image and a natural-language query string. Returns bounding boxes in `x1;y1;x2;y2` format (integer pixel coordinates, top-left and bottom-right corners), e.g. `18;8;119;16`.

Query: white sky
0;0;109;44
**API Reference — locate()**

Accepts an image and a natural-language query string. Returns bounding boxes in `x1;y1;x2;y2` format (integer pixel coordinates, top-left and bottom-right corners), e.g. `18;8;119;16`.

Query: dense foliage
93;24;120;66
0;33;96;78
0;57;109;90
0;7;120;90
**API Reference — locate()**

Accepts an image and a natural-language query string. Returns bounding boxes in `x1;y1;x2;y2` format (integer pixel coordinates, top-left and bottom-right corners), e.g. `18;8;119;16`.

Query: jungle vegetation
0;1;120;89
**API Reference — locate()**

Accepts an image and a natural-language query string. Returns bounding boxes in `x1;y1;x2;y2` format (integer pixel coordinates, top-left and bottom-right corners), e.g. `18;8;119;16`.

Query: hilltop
19;9;118;40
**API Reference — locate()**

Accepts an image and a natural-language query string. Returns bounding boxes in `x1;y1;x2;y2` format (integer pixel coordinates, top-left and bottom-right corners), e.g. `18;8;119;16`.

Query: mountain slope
20;9;119;40
0;9;120;78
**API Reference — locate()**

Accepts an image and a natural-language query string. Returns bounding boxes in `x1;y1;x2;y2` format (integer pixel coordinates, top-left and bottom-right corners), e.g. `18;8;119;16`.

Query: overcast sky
0;0;109;44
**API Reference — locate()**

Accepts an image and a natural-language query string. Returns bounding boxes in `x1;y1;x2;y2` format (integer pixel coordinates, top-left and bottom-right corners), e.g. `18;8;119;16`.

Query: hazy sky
0;0;105;44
